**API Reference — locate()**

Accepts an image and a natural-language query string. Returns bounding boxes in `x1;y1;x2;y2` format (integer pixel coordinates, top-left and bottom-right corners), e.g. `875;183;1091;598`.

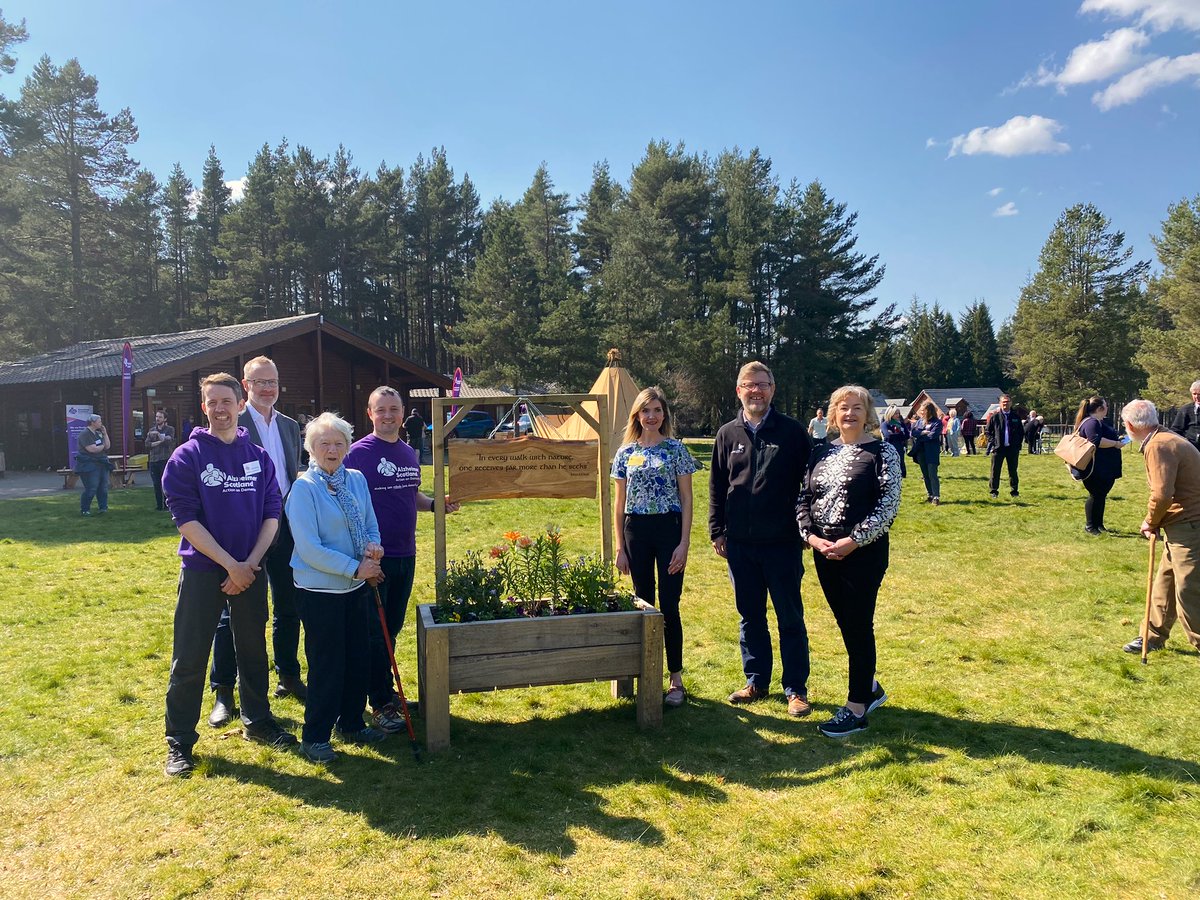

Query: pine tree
453;201;540;391
14;55;138;344
1011;203;1149;418
959;300;1002;386
1135;195;1200;406
161;162;193;325
193;145;231;325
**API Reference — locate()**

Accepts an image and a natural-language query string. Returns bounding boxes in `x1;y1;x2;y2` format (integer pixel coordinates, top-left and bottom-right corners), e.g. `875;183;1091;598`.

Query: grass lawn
1;449;1198;899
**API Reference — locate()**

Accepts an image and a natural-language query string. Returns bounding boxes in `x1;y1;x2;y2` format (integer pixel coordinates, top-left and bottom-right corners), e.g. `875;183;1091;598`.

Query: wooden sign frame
432;393;613;574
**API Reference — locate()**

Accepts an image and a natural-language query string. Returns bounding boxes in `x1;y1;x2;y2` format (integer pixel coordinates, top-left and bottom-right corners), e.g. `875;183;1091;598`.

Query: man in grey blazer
208;356;307;727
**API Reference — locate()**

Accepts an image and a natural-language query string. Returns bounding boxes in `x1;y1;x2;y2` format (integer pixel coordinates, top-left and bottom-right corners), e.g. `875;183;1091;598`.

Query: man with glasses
709;361;815;717
208;356;306;728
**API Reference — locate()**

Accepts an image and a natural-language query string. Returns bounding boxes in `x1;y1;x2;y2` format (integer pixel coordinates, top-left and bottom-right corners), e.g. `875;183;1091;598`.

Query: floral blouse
611;439;698;515
796;439;901;547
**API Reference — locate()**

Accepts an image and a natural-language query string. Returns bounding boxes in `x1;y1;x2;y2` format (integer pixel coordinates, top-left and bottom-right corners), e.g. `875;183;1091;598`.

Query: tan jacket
1140;427;1200;528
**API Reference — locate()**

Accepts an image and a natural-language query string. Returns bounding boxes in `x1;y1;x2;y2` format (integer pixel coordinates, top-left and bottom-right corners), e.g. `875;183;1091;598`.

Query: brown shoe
728;683;767;704
787;694;813;717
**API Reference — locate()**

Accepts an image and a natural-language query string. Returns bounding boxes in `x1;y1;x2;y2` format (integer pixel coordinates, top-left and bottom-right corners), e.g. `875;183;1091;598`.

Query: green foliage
1011;203;1149;418
434;525;632;621
1136;195;1200;406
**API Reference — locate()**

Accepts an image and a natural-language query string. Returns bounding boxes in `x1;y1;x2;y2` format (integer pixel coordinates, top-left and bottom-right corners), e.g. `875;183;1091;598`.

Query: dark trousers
726;538;809;698
812;537;888;705
368;555;417;709
79;466;108;513
886;439;907;476
165;568;272;749
150;459;167;509
917;450;940;500
211;513;301;687
623;513;685;674
990;444;1021;494
1083;475;1116;530
296;585;371;743
963;435;977;455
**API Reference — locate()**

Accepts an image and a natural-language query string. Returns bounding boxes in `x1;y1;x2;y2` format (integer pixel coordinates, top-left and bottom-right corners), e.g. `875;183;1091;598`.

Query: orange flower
517;536;534;549
489;545;507;559
503;530;522;542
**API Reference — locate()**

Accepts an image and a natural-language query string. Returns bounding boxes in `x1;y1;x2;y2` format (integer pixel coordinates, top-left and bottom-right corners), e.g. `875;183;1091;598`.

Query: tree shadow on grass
208;694;1199;856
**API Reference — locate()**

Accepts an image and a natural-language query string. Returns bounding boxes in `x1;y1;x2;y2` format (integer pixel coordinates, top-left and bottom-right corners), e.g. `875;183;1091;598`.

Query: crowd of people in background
145;352;1200;776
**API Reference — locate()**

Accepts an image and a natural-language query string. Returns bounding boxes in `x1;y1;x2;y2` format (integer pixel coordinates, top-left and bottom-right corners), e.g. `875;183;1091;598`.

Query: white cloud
1055;28;1150;87
947;115;1070;157
988;187;1004;196
1081;0;1200;33
994;202;1020;217
925;137;938;149
1092;52;1200;108
226;177;248;202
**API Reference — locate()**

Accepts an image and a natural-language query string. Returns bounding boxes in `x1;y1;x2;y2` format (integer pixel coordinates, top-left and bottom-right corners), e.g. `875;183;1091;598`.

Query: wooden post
596;394;613;563
636;609;664;730
423;624;451;752
315;327;325;412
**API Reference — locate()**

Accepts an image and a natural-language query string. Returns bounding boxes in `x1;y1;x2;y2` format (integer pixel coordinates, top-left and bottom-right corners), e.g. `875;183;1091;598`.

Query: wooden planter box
415;602;664;752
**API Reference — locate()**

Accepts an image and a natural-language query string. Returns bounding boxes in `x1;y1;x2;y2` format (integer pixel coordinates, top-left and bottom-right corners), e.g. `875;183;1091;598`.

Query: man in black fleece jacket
709;361;814;716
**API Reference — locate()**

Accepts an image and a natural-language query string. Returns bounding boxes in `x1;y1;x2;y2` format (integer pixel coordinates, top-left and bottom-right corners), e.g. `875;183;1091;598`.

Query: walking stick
1141;533;1157;666
371;583;421;761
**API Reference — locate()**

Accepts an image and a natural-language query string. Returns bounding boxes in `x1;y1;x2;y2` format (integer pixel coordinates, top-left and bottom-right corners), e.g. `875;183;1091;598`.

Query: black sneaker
818;706;869;738
243;718;298;748
867;683;888;714
989;491;998;499
1010;491;1019;498
165;743;195;777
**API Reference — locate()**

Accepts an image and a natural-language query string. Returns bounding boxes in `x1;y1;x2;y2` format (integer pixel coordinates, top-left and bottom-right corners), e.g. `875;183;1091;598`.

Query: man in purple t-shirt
344;386;459;733
161;373;297;777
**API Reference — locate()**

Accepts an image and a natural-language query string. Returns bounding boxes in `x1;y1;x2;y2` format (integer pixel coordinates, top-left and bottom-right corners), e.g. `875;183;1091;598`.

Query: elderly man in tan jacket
1121;398;1200;655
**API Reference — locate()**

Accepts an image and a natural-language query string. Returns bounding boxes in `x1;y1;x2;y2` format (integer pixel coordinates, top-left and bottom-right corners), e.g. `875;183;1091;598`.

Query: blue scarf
315;463;367;560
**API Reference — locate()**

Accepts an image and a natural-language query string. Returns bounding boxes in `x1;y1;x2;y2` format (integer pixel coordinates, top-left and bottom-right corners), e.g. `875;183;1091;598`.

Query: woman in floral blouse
611;387;697;707
797;385;901;738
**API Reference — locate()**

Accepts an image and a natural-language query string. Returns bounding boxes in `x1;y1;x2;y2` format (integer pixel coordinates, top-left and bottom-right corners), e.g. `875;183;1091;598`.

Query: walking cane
371;583;421;761
1141;533;1157;666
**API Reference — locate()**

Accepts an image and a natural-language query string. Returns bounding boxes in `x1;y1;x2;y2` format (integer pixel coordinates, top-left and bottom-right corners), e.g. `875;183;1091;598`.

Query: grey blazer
238;408;301;484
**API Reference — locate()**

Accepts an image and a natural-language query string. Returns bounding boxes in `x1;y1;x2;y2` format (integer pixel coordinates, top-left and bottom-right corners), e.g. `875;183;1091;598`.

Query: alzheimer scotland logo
200;463;259;493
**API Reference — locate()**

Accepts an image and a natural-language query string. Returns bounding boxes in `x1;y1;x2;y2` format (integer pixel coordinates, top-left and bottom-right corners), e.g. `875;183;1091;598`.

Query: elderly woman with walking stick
287;412;385;764
798;385;901;737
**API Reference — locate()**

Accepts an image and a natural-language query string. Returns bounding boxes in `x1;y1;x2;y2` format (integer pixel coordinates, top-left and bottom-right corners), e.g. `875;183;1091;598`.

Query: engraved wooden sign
448;435;598;502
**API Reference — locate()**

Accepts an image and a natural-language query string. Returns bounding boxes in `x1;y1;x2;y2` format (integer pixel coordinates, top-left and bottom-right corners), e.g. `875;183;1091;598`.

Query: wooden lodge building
0;314;451;471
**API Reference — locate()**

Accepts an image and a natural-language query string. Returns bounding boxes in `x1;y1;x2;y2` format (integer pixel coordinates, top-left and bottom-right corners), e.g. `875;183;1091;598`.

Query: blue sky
8;0;1199;321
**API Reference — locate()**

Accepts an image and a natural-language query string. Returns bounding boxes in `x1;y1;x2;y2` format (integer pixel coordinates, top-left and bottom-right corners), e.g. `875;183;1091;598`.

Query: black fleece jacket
709;407;811;544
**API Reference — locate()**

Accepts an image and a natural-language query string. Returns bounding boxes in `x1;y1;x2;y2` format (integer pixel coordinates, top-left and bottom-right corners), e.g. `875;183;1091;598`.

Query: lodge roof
0;314;449;389
911;387;1003;416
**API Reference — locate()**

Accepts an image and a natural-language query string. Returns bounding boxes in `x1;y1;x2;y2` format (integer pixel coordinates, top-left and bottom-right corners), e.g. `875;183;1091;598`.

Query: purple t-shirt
162;426;282;572
344;433;420;558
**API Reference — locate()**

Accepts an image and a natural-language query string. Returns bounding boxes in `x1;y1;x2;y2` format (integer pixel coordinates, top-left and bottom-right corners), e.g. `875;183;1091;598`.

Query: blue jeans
210;513;301;687
367;555;417;709
726;538;809;698
79;466;108;513
296;584;371;743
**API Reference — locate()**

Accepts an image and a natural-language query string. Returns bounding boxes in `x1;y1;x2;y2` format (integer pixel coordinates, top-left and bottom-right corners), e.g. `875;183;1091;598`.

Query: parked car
434;409;496;439
496;413;532;436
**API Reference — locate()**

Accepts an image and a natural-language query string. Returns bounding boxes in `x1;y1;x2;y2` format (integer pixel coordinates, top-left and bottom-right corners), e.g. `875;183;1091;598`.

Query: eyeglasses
739;381;773;391
249;379;278;388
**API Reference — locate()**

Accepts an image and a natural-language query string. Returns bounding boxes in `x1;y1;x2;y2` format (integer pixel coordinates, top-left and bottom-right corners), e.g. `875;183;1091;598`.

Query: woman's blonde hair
826;385;881;437
624;387;674;444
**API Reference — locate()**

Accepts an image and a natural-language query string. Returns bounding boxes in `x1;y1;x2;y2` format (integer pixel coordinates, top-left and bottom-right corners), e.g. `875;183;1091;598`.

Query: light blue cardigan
286;465;381;592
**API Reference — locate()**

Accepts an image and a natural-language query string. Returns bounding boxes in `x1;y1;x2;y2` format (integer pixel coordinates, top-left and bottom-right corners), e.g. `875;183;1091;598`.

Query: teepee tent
554;350;641;450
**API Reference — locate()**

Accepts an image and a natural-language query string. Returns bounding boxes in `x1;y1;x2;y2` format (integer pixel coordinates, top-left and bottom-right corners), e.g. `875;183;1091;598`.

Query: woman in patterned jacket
611;387;698;708
797;385;901;738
